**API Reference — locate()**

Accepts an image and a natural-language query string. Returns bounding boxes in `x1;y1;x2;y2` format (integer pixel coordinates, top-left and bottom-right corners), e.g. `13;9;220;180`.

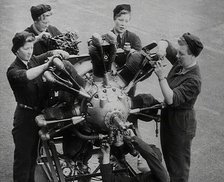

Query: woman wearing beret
25;4;61;56
7;31;69;182
112;4;142;52
153;33;203;182
100;130;168;182
111;4;142;69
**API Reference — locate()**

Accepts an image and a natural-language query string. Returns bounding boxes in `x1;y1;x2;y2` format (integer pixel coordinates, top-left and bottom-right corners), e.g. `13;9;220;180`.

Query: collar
21;60;28;67
17;56;29;69
176;62;198;75
32;24;49;35
112;28;126;37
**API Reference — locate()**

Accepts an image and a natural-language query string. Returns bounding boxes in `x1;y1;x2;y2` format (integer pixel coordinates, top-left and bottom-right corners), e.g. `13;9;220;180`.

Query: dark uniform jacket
25;24;61;56
112;29;142;83
7;52;53;111
100;137;168;182
161;41;202;137
112;29;142;97
112;29;142;51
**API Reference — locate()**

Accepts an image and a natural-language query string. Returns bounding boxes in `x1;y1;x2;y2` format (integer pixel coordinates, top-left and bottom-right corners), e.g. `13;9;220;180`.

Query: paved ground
0;0;224;181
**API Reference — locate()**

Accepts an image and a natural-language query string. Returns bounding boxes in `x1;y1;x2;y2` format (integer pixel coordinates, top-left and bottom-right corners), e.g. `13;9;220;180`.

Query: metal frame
36;135;138;182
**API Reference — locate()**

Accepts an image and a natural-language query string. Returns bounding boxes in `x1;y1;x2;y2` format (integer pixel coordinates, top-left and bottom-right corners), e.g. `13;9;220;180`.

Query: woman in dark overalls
154;33;203;182
7;31;69;182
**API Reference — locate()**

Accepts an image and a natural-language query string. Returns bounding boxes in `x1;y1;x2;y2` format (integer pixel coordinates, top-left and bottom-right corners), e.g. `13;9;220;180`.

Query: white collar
182;61;197;72
113;28;125;37
177;62;197;75
185;61;196;69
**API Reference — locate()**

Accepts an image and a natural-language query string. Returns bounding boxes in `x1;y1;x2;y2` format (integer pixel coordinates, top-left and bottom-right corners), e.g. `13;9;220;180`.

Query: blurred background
0;0;224;181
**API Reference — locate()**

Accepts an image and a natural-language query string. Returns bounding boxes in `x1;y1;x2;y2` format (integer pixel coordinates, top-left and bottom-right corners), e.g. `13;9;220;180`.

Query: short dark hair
11;31;35;54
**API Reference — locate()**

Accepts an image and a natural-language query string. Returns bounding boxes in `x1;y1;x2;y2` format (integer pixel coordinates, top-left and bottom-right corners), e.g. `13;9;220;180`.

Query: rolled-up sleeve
7;67;28;84
172;77;201;107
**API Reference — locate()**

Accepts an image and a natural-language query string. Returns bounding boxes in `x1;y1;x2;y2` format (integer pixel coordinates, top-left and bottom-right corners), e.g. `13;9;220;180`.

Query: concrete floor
0;0;224;181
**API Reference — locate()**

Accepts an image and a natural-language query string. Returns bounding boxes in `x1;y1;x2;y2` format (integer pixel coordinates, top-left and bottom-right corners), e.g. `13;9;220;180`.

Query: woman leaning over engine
6;31;69;182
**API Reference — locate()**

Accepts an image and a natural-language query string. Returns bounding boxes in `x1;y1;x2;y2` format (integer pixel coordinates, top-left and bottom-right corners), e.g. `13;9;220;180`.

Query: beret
130;94;159;122
113;4;131;19
30;4;51;21
182;32;203;57
11;31;35;54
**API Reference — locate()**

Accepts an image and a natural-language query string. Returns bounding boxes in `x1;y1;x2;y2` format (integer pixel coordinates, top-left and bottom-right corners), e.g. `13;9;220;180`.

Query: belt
163;107;193;111
18;103;39;111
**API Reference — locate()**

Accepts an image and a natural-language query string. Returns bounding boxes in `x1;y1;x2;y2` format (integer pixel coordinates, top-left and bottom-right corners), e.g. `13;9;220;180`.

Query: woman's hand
154;60;174;105
101;142;110;156
101;142;110;164
36;32;51;42
154;60;165;80
52;50;70;59
123;129;136;142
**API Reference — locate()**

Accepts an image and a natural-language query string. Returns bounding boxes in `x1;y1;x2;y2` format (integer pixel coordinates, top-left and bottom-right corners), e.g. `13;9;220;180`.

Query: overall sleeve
7;66;28;84
132;34;142;51
172;77;201;107
100;164;131;182
8;51;52;84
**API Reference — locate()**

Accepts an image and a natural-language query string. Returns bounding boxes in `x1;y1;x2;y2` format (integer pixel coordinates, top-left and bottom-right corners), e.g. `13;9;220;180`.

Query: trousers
160;124;194;182
12;106;40;182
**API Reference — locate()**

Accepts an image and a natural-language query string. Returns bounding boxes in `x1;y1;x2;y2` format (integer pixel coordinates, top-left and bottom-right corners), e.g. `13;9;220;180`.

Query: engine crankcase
84;81;131;132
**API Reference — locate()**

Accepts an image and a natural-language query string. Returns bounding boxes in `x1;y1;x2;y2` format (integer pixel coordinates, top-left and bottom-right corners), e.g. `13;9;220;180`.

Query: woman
112;4;142;52
111;4;143;100
100;130;168;182
7;31;69;182
154;33;203;182
25;4;61;56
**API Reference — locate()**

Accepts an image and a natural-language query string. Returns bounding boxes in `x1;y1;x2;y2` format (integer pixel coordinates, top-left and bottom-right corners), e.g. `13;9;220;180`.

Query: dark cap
182;32;203;57
130;94;159;122
11;31;35;54
30;4;51;21
113;4;131;19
